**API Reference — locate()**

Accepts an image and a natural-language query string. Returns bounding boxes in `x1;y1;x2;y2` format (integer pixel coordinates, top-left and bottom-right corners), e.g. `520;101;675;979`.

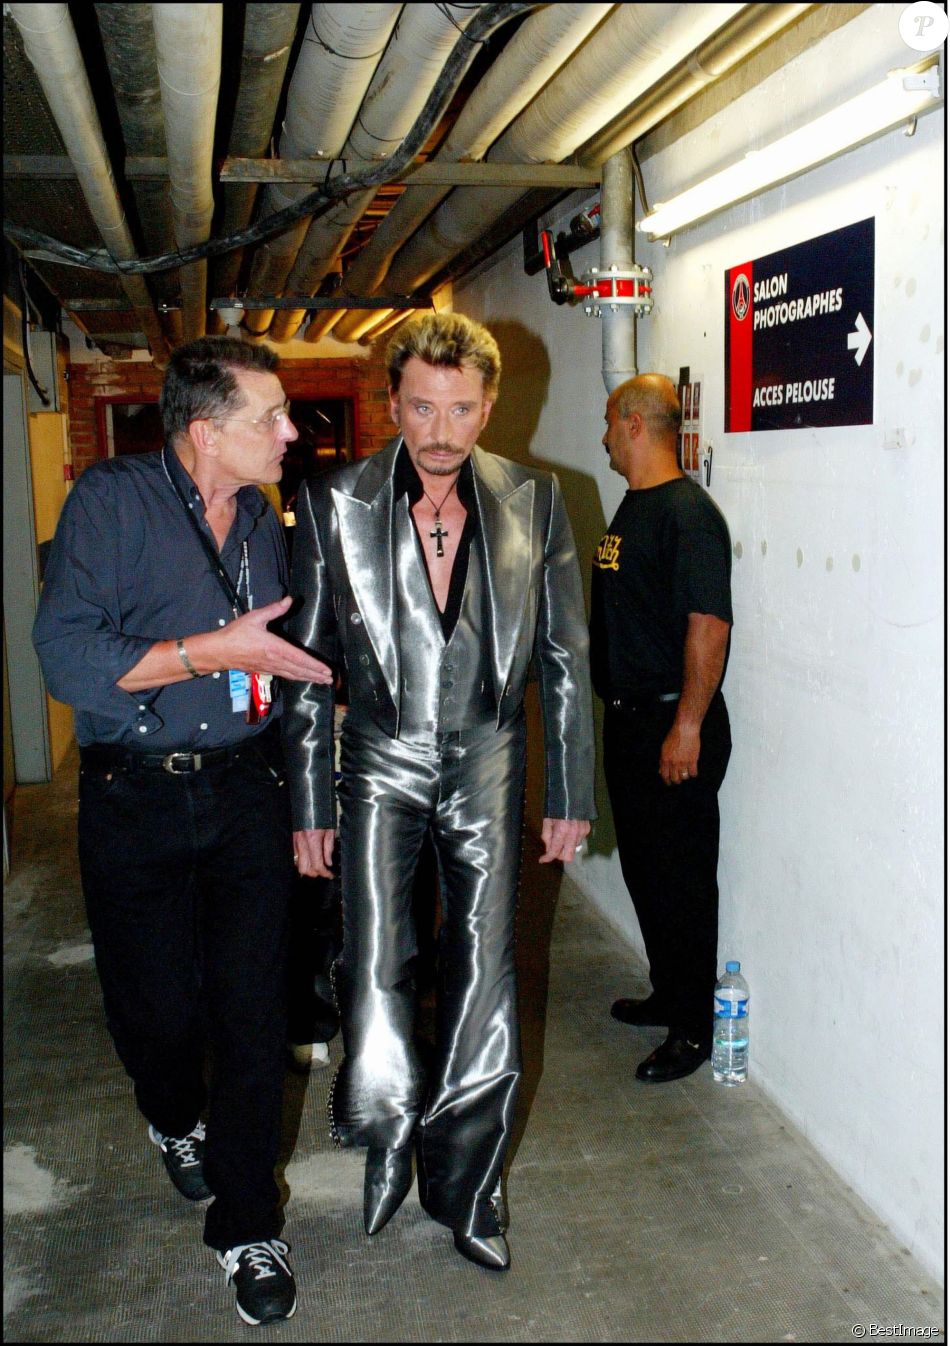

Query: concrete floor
3;747;944;1343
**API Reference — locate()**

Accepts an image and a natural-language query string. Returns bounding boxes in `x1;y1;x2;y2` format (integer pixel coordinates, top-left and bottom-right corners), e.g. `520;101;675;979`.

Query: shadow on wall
480;319;616;861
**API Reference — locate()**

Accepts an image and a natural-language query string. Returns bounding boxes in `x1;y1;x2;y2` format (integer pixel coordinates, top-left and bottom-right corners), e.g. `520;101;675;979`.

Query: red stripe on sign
727;263;754;432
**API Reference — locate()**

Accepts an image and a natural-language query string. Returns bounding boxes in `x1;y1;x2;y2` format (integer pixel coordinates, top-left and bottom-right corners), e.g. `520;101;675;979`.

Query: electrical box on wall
25;330;68;414
678;368;713;489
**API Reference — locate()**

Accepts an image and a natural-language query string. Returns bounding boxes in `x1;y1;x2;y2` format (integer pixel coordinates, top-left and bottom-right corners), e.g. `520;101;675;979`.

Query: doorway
281;398;353;515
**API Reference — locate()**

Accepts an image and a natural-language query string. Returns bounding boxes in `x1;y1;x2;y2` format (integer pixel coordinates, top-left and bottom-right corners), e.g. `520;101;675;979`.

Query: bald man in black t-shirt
590;374;733;1084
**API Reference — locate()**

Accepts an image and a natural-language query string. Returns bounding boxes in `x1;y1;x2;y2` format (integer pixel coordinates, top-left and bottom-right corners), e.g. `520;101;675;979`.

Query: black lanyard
162;449;249;617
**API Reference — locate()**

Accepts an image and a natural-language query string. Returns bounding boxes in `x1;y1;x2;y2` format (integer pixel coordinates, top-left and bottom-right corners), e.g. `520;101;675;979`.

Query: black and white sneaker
148;1121;212;1201
216;1240;297;1325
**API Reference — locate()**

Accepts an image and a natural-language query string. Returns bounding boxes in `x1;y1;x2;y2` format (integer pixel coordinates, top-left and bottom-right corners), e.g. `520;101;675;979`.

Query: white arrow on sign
847;312;872;366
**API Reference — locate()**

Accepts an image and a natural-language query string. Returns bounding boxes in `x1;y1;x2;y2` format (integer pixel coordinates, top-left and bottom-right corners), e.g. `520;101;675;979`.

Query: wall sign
724;218;874;432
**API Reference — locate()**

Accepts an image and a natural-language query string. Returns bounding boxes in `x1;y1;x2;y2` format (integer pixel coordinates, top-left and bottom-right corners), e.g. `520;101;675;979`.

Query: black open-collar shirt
393;443;478;640
32;447;288;748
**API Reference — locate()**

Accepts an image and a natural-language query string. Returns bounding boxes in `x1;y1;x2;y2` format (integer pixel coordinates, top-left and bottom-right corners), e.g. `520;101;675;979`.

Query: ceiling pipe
421;2;814;299
332;0;614;343
152;4;222;343
94;3;181;347
210;4;302;322
269;2;483;343
382;3;746;300
578;2;813;167
303;308;346;344
243;2;403;335
7;3;170;363
338;308;394;343
360;307;415;343
359;307;418;348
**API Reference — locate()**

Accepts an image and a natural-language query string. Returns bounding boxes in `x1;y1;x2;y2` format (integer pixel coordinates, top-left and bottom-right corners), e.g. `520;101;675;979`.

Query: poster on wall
724;218;874;432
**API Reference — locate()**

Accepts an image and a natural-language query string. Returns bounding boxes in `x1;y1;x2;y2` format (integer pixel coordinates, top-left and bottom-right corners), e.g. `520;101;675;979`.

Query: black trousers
287;872;342;1047
603;693;731;1040
77;726;294;1251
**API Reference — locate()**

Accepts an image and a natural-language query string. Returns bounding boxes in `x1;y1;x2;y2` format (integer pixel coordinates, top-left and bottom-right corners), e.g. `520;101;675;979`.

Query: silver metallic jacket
282;437;596;827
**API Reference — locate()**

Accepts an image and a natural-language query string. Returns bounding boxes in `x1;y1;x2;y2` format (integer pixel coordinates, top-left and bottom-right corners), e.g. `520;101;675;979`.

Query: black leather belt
82;737;256;776
608;691;680;713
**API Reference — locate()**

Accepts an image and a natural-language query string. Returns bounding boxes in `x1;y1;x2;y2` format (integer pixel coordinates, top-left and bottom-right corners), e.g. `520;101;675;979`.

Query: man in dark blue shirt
590;374;733;1085
33;337;331;1326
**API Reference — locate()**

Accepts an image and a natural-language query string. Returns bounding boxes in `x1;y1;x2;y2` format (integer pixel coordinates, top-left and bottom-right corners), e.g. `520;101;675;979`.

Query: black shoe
217;1240;297;1325
364;1145;414;1235
452;1230;511;1270
148;1122;212;1201
635;1031;710;1084
610;994;669;1027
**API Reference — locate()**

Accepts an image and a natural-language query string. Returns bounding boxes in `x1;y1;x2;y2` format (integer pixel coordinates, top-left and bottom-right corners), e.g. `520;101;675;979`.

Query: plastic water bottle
712;960;749;1085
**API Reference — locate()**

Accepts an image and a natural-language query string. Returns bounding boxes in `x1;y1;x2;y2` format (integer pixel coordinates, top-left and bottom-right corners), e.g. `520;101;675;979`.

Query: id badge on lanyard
227;541;272;721
161;454;274;724
228;670;273;721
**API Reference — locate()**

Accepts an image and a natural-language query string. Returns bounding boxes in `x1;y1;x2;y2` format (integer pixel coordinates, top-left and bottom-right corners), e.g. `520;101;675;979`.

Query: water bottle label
714;996;748;1018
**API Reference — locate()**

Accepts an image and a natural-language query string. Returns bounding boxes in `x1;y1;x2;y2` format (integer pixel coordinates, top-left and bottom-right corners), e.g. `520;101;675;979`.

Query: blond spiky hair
386;312;501;400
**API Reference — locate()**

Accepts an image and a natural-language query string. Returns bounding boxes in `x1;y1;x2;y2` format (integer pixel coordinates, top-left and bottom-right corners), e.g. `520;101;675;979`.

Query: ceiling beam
3;157;601;189
210;297;428;311
219;159;601;188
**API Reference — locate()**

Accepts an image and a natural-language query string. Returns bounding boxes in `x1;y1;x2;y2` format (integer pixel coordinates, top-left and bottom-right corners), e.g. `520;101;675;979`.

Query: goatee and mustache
417;442;466;475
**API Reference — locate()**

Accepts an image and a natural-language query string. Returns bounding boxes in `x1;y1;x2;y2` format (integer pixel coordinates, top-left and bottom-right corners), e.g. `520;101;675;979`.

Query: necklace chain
422;481;457;517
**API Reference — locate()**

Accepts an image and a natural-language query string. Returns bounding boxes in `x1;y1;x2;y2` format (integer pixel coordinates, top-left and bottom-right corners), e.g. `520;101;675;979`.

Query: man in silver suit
283;311;594;1271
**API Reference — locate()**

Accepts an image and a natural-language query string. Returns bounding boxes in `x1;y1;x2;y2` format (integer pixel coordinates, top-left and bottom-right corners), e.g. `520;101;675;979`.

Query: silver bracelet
175;638;200;679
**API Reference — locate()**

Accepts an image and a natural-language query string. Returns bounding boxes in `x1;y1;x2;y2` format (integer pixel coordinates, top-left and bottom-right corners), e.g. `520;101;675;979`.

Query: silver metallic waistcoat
393;497;496;739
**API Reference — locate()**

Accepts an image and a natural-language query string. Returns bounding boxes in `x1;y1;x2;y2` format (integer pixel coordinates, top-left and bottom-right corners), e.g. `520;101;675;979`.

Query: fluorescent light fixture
637;58;942;241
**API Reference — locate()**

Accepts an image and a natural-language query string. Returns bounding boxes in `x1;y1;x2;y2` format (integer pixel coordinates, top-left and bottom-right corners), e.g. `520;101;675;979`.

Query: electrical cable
4;2;537;277
304;6;393;61
18;259;52;406
631;145;651;217
435;4;490;43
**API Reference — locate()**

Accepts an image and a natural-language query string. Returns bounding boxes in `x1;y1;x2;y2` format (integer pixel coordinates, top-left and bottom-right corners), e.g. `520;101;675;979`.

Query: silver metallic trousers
329;710;526;1238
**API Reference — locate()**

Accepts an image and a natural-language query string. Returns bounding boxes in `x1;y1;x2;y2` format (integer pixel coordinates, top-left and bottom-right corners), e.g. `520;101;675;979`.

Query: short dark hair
160;337;281;442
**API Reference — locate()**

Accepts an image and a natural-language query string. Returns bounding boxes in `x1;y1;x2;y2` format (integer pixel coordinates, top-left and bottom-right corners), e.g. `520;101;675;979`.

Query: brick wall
66;362;165;477
66;353;392;478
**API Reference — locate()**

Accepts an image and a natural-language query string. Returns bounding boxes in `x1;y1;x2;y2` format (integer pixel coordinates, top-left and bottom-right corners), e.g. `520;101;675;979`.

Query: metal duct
577;2;813;166
383;3;747;297
94;3;181;346
270;2;483;343
152;4;222;342
600;148;636;394
416;2;814;299
210;4;302;324
356;306;418;344
332;0;614;343
7;3;170;362
243;2;402;335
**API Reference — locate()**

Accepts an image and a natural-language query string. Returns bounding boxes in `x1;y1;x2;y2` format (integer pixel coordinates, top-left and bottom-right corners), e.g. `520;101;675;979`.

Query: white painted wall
455;5;944;1280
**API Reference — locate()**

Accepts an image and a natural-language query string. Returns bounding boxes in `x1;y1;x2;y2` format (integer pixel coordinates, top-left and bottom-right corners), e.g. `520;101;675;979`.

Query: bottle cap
725;960;740;972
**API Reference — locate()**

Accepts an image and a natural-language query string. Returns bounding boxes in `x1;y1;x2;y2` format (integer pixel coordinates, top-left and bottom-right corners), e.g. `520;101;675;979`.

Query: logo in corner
731;273;751;322
899;2;949;52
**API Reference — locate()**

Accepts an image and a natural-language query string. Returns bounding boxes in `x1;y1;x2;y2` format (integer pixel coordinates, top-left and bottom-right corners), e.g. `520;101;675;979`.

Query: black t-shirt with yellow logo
590;477;732;699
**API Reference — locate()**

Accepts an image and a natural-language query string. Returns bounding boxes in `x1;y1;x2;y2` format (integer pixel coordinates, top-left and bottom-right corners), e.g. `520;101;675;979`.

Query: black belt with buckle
82;740;246;776
608;691;680;713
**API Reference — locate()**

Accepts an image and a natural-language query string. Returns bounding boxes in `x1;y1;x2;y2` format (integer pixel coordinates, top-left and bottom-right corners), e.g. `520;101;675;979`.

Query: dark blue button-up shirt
32;447;289;749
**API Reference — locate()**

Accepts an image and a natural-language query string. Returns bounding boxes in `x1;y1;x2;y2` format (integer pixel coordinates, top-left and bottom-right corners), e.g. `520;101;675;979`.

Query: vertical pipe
600;147;637;395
